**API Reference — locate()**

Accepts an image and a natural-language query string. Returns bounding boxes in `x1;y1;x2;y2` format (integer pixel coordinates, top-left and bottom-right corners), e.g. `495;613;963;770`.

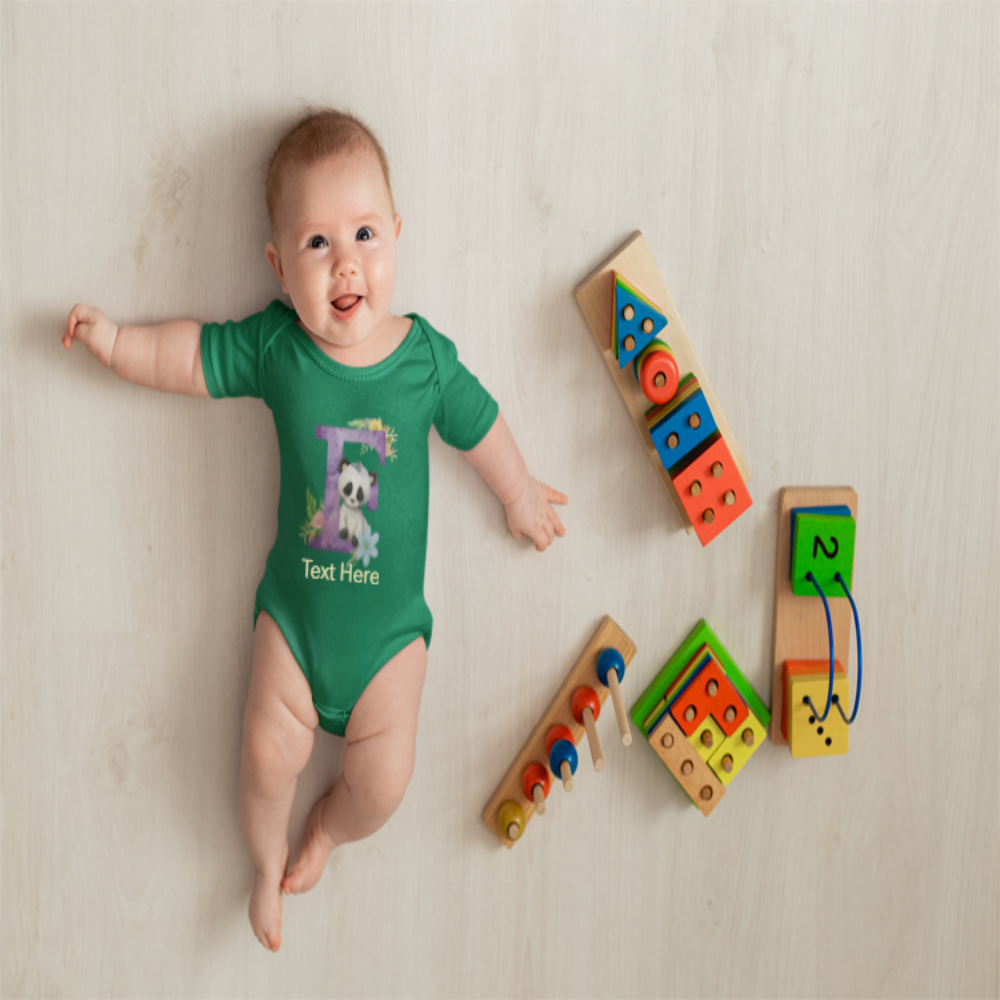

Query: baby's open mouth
332;295;362;312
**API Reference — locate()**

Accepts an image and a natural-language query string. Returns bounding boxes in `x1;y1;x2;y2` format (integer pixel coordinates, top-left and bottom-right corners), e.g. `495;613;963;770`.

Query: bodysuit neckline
273;299;420;382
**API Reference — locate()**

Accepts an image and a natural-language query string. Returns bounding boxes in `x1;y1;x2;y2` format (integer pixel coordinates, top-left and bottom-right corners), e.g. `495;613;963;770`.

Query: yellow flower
368;418;384;431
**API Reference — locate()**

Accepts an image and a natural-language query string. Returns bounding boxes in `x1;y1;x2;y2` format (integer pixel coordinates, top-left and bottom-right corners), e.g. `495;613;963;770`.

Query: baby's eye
309;235;327;249
356;227;374;242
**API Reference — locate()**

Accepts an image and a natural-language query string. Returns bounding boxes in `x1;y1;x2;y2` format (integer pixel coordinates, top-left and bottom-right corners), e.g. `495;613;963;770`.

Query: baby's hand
63;304;118;368
504;478;568;552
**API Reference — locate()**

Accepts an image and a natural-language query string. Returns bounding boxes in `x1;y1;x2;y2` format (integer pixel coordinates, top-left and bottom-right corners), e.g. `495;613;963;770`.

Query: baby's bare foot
283;792;337;895
249;871;283;951
249;842;289;952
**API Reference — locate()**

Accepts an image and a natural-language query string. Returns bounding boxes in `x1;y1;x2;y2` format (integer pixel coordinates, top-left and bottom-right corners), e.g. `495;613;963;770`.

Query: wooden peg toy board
574;232;751;532
482;616;636;848
770;487;858;747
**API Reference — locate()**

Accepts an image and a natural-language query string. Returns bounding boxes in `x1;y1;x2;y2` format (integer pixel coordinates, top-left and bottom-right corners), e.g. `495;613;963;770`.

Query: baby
63;109;567;952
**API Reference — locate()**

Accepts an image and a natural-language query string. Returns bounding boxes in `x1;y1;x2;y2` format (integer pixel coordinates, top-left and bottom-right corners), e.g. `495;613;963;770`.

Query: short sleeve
200;304;280;400
431;333;499;451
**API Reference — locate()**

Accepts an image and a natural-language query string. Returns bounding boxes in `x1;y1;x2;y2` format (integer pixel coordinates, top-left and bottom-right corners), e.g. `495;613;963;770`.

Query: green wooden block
791;512;856;596
630;619;770;737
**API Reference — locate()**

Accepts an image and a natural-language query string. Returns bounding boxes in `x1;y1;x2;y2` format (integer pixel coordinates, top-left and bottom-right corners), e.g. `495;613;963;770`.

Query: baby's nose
332;249;359;276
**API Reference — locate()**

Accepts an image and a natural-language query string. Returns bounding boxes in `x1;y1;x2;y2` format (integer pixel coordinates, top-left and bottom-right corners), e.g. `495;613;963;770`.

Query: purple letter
310;426;386;554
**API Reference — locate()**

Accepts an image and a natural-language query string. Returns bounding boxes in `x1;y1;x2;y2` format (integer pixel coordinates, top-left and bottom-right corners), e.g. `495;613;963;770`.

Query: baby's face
266;147;401;359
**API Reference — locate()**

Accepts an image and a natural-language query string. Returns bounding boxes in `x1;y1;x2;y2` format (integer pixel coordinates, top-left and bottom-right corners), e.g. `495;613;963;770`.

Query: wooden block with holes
631;620;770;815
770;487;858;748
575;232;751;539
482;616;636;848
648;714;725;817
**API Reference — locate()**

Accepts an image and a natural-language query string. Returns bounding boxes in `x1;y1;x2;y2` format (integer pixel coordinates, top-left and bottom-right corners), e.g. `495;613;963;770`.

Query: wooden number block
783;660;850;758
671;433;752;547
669;657;748;738
791;509;856;595
707;711;767;785
770;488;858;748
648;713;725;817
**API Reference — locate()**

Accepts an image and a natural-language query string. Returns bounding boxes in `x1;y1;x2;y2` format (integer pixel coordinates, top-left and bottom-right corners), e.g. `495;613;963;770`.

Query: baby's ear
265;242;288;292
393;214;402;240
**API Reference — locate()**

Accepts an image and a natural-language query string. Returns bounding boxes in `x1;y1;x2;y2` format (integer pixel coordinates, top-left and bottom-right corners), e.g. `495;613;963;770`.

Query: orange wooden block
671;434;752;546
670;657;748;738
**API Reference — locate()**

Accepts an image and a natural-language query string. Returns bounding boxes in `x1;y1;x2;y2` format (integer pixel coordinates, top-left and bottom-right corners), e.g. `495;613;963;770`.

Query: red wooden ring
571;686;601;723
522;762;551;799
545;724;575;755
639;348;680;405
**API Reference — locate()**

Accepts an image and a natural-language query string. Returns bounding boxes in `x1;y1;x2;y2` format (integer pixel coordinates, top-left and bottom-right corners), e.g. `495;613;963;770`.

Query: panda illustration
337;458;378;549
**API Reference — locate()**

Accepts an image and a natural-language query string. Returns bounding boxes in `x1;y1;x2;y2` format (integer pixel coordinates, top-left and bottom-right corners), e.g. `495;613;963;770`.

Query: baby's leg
283;637;427;894
238;610;318;952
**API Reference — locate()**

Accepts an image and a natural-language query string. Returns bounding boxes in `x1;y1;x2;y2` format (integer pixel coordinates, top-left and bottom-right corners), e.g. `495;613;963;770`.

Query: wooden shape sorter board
574;232;751;533
770;487;859;747
482;616;636;848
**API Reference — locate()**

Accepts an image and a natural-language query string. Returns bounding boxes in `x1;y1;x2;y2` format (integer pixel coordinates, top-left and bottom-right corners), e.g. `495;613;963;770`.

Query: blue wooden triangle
613;279;667;369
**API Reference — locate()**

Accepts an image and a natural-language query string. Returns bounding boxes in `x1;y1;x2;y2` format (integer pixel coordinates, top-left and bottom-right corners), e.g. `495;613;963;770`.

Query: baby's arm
463;412;567;552
63;304;209;396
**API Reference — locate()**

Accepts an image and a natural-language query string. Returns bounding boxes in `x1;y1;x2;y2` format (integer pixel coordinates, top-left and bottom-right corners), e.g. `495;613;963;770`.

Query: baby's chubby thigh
242;610;320;790
341;638;428;819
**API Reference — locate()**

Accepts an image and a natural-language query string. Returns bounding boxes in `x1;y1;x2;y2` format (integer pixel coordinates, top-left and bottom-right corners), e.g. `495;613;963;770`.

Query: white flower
356;525;379;567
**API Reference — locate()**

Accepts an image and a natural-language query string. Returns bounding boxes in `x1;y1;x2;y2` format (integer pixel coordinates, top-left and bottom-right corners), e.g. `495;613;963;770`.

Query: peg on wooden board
498;800;526;841
521;763;551;816
596;648;632;745
571;686;604;771
481;616;637;848
546;724;578;791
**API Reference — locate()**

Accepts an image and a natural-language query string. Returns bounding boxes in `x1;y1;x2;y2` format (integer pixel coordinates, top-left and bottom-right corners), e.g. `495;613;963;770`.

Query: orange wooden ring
638;348;679;405
522;762;551;800
571;686;601;724
545;724;575;755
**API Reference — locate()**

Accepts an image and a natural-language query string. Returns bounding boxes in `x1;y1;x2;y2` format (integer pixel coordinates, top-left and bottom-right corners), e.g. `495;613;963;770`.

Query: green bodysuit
200;300;498;735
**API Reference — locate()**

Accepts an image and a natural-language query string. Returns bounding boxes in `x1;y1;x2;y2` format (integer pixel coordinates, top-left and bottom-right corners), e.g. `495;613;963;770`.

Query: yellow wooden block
708;711;767;785
690;716;725;763
788;674;850;758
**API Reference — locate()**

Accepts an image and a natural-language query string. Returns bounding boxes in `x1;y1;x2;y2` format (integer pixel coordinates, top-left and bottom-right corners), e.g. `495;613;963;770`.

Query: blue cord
836;572;863;724
803;571;835;723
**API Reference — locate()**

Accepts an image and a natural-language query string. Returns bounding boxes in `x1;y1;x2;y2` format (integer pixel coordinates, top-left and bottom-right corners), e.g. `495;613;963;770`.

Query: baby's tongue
333;295;361;311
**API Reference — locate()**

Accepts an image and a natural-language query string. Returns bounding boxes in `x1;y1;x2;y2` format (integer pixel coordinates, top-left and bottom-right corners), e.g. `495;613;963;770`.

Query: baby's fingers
549;505;566;538
63;304;93;348
543;484;569;505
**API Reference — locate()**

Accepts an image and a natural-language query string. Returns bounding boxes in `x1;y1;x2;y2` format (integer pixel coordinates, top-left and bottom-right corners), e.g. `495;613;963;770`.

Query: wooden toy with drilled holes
771;487;862;758
575;232;752;545
483;616;636;847
630;620;770;816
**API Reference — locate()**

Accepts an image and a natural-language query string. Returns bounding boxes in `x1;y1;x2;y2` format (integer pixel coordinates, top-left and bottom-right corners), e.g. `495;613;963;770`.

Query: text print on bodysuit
310;426;387;555
300;558;379;586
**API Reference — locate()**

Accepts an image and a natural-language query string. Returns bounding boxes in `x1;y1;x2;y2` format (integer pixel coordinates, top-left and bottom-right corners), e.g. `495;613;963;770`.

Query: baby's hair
266;107;394;235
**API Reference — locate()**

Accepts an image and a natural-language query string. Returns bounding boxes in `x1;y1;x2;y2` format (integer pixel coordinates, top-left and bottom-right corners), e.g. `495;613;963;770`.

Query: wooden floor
2;3;997;997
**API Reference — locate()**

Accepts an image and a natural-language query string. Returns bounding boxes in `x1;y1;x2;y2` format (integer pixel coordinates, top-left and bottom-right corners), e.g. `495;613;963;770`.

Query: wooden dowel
607;670;632;745
532;783;546;816
560;760;573;792
582;707;605;771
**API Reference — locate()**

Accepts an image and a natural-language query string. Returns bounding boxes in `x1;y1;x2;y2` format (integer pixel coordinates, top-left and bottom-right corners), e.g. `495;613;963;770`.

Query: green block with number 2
791;513;856;596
